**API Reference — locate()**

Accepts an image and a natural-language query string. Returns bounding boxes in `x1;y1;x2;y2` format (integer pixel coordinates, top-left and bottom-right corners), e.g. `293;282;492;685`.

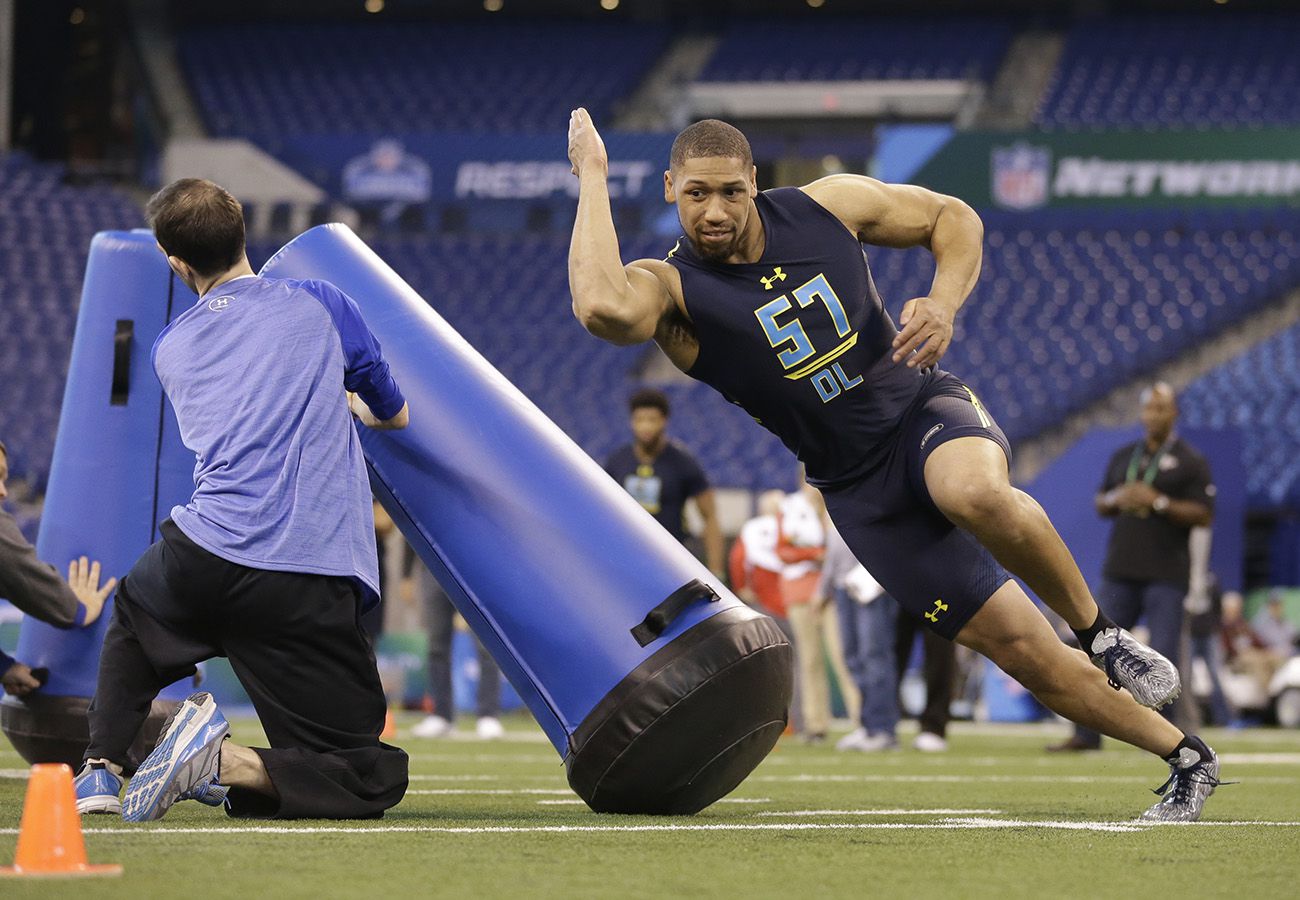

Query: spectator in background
411;560;504;741
1252;592;1298;659
360;499;395;642
1051;383;1214;751
820;521;899;752
605;388;724;576
780;480;859;743
0;439;118;697
1222;591;1283;700
1187;573;1234;727
894;601;956;753
729;490;789;621
730;489;803;733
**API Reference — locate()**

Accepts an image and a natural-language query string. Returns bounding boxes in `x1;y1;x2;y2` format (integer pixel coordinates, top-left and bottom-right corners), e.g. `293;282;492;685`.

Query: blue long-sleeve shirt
152;275;404;607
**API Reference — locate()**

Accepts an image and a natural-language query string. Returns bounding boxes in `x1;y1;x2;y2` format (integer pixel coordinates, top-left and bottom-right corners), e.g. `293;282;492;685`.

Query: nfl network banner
269;132;674;204
909;129;1300;210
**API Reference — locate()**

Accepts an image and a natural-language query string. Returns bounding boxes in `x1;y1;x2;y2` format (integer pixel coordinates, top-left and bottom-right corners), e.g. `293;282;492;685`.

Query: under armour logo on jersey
760;267;787;290
923;599;949;623
207;296;233;312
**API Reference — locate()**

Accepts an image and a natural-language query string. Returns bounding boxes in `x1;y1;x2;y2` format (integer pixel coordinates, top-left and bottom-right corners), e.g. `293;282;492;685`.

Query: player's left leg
957;581;1222;821
958;580;1182;753
924;436;1179;709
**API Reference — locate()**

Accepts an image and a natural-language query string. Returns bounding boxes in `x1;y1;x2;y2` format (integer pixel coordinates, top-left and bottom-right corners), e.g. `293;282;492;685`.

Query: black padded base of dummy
566;605;792;815
1;693;178;775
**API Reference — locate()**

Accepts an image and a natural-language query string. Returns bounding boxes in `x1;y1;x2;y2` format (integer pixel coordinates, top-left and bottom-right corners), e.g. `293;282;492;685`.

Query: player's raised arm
803;174;983;369
567;108;672;346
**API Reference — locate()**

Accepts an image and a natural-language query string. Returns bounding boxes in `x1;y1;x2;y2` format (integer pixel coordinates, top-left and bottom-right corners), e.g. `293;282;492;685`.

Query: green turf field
2;715;1298;899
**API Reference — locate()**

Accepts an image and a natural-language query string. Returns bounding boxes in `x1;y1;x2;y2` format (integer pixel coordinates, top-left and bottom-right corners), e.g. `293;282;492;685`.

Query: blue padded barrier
1;231;196;769
260;225;791;813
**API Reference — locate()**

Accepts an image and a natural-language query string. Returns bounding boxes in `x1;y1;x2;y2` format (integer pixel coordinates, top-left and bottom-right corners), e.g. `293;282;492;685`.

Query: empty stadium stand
0;153;142;493
181;21;670;142
1183;320;1300;508
697;17;1012;83
1037;14;1300;130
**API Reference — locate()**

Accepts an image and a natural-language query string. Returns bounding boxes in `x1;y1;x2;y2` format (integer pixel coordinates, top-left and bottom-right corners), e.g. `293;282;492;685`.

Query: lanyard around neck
1126;437;1174;485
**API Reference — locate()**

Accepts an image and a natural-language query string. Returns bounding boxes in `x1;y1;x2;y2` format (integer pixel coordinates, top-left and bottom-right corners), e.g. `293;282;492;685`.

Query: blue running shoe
121;691;230;822
74;762;123;816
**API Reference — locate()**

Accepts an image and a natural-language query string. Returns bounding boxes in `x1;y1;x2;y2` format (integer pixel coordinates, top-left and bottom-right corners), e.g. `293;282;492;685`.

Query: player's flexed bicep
567;108;674;346
803;174;984;370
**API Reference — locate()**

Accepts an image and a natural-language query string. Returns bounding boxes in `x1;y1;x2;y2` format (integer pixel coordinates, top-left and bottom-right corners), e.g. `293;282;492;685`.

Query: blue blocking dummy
0;231;196;769
261;225;792;814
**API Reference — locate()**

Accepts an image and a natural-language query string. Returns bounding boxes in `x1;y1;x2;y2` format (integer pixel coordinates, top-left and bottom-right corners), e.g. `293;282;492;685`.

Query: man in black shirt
604;388;724;576
1052;383;1214;750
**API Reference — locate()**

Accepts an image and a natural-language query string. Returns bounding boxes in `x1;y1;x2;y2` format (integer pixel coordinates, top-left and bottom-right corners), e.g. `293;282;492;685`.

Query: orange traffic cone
380;707;397;739
0;763;122;878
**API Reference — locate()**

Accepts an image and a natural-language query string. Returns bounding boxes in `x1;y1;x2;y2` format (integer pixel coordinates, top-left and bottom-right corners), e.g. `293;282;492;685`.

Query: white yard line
0;821;1141;836
756;809;1004;817
534;798;771;806
406;789;575;796
0;817;1292;838
752;773;1300;784
1218;753;1300;765
399;754;559;765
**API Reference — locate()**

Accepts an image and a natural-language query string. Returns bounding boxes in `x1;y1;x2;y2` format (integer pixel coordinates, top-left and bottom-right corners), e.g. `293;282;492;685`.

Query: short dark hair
670;119;753;171
629;388;670;418
145;178;246;277
0;439;7;461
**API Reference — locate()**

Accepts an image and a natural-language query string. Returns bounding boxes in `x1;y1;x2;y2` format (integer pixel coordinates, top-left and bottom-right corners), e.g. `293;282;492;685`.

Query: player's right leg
956;580;1221;821
924;436;1179;709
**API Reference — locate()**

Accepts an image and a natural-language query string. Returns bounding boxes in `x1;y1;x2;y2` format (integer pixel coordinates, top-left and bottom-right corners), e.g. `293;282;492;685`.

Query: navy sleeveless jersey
667;187;936;487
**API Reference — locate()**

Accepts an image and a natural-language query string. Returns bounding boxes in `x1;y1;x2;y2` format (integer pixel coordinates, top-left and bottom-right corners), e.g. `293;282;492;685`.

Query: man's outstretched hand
68;555;116;626
568;108;608;178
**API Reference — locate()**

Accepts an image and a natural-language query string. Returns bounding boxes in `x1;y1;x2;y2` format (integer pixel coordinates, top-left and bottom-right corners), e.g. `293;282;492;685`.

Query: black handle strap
631;578;720;647
111;319;133;406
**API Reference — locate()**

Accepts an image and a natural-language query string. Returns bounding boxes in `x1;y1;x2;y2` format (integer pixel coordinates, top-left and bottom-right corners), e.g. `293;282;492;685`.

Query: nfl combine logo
991;144;1051;210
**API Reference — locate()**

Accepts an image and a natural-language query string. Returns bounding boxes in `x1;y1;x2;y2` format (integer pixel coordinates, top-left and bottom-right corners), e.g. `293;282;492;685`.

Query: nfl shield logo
991;144;1051;210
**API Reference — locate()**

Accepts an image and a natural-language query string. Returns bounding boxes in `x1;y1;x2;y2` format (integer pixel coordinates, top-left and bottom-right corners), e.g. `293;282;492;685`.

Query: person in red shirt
730;490;802;733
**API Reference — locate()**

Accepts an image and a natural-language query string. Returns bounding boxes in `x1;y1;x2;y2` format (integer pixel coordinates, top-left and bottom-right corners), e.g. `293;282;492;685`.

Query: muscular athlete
566;110;1220;822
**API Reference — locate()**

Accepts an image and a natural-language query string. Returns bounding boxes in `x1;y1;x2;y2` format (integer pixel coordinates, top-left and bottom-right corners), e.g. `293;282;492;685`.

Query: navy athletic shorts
820;372;1013;641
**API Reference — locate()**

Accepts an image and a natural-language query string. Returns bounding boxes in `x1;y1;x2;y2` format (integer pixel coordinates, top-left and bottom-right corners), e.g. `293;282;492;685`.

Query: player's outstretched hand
67;555;116;626
892;296;955;369
568;108;608;178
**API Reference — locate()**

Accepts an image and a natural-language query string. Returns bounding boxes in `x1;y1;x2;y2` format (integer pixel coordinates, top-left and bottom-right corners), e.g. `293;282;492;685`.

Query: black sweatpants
85;520;408;819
